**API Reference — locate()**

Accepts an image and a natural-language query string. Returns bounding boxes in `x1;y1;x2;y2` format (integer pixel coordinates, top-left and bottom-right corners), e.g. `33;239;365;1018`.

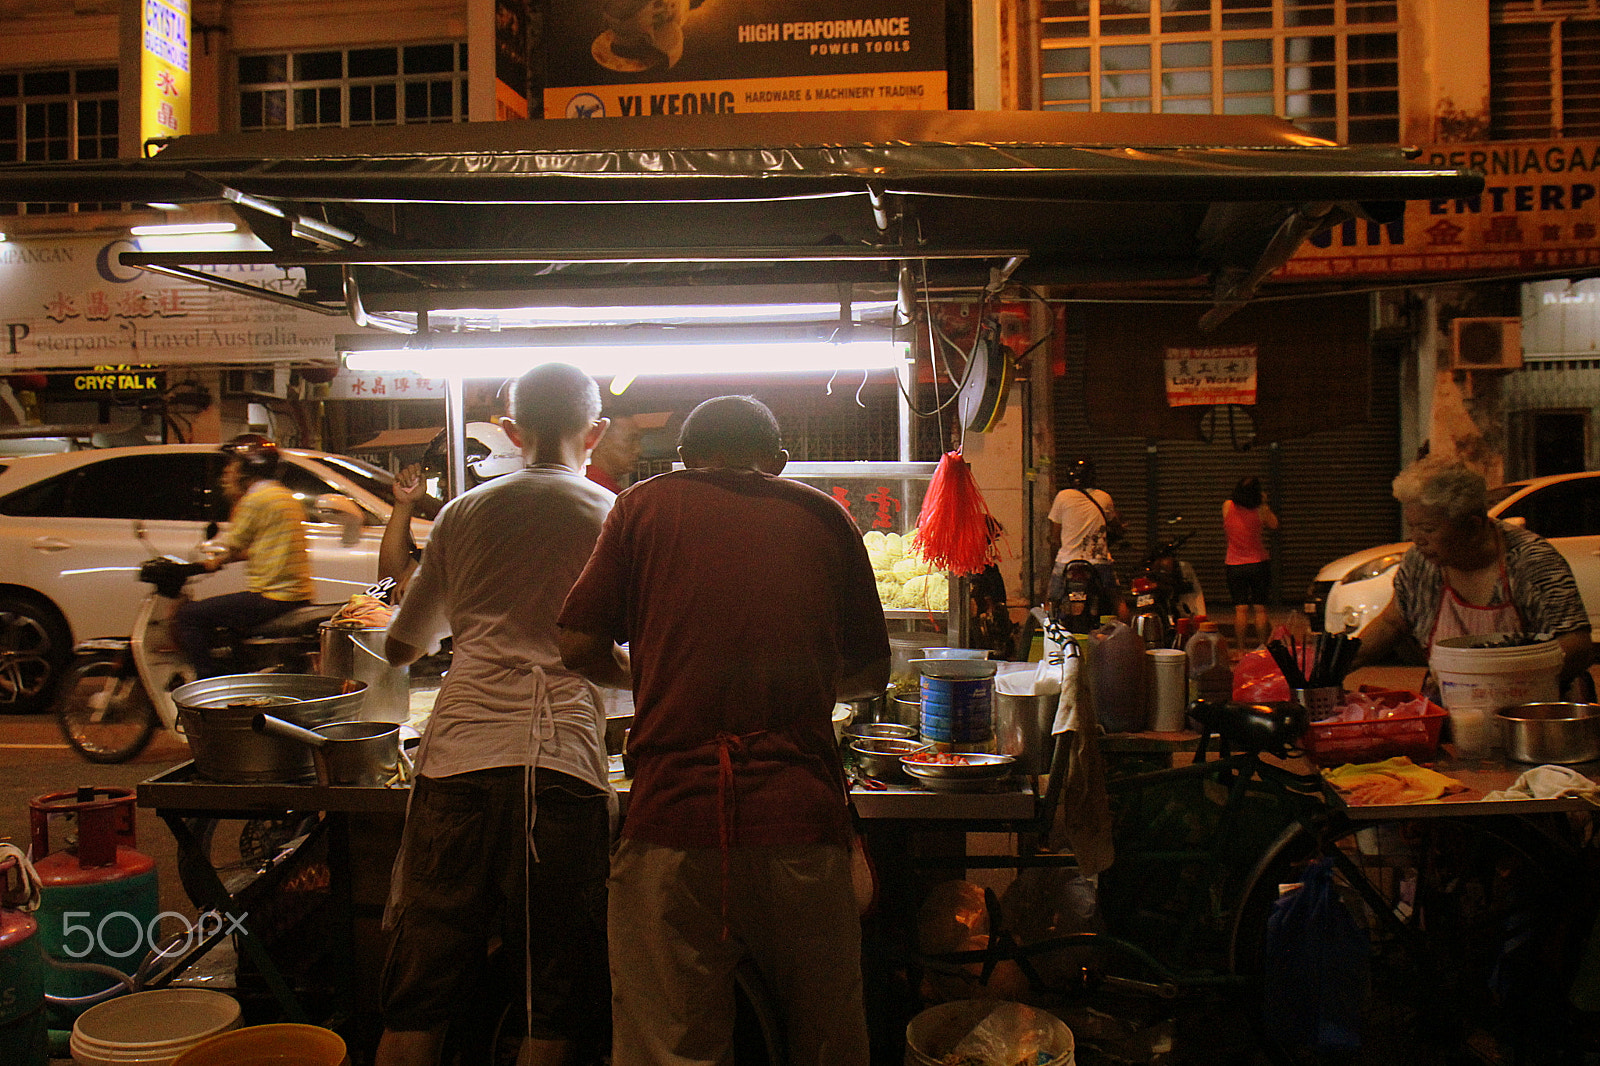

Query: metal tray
900;751;1015;791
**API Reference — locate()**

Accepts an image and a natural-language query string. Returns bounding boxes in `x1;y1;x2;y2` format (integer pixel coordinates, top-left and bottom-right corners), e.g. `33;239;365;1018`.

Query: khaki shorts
381;766;610;1045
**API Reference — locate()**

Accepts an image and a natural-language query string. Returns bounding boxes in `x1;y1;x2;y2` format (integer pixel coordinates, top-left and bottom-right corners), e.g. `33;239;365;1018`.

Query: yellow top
223;480;314;602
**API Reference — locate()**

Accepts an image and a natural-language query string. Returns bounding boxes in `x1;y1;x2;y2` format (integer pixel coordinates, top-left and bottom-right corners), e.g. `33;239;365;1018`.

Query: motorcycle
1128;517;1207;649
54;522;340;764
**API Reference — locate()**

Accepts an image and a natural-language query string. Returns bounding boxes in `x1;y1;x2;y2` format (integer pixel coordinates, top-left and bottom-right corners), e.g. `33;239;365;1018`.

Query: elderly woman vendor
1351;457;1595;695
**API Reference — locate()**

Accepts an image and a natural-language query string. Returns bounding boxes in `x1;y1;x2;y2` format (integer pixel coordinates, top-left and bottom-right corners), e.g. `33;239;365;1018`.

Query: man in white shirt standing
1046;457;1128;622
375;363;621;1066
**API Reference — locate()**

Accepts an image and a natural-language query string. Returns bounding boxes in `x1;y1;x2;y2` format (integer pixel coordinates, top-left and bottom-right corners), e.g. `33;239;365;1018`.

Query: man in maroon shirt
559;395;889;1066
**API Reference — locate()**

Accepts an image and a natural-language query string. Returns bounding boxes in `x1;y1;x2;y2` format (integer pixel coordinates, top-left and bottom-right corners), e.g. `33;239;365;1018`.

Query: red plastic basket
1301;687;1447;767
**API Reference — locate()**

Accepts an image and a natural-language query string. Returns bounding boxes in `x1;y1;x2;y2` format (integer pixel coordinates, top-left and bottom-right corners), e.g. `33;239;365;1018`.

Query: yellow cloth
222;480;314;601
1323;756;1466;806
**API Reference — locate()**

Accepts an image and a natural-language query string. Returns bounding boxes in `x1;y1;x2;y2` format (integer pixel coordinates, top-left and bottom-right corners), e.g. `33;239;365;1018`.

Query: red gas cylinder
28;787;158;1030
0;853;47;1065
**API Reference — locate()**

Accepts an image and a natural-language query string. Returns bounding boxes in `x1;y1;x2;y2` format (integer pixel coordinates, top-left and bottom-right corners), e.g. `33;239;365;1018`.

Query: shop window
0;66;119;216
1492;2;1600;138
238;43;468;132
1037;0;1398;143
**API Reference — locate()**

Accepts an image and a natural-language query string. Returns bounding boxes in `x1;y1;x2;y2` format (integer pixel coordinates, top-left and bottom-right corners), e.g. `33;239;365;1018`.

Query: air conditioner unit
1450;317;1522;371
223;367;290;399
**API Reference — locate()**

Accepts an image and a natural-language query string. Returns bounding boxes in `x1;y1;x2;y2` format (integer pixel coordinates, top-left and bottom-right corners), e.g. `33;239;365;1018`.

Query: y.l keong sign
1165;346;1258;407
0;235;366;371
543;0;945;118
1281;139;1600;281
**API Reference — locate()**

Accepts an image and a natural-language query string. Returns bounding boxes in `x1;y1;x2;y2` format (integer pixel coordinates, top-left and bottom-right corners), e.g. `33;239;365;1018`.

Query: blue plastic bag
1261;856;1371;1053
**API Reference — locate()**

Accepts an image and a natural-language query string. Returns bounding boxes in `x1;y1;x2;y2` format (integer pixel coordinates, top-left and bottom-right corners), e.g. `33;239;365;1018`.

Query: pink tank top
1224;502;1268;565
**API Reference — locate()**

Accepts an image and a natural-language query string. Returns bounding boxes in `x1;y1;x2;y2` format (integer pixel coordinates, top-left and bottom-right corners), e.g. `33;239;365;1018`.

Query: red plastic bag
1233;646;1292;703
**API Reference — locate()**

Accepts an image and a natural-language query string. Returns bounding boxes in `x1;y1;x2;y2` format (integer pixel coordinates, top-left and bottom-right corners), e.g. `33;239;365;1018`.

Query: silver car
1305;470;1600;638
0;444;433;713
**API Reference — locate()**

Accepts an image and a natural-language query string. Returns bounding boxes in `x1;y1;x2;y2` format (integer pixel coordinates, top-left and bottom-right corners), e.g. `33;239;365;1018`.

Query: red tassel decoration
911;451;997;576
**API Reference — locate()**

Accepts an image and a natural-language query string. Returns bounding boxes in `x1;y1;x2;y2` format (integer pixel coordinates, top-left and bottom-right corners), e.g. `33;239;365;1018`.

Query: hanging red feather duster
911;451;997;576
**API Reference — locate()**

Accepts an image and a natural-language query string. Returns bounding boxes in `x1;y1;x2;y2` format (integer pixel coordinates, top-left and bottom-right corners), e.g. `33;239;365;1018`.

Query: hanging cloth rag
1044;635;1115;877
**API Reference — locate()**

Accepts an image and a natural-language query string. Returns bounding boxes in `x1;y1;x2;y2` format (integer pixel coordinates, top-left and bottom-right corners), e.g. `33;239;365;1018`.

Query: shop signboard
542;0;946;119
140;0;190;144
1164;346;1257;407
1280;138;1600;281
324;372;449;400
0;236;365;371
43;365;166;398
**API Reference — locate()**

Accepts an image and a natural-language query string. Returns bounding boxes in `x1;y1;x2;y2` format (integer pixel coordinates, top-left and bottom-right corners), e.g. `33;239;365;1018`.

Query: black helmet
1062;457;1097;489
222;433;280;478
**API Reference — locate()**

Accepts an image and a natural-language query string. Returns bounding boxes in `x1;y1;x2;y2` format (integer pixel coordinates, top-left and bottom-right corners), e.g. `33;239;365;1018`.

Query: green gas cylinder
29;787;157;1031
0;854;47;1066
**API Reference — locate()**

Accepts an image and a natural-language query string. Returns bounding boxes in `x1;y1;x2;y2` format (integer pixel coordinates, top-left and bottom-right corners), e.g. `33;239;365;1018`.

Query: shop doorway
1527;409;1589;477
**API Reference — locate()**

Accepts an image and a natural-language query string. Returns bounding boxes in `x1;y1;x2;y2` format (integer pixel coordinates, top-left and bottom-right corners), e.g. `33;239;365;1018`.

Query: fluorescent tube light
129;222;238;237
344;339;909;380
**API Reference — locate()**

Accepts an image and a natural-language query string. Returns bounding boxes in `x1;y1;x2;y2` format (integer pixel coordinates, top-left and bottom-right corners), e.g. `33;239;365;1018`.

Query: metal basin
850;736;931;781
173;674;367;783
1496;702;1600;765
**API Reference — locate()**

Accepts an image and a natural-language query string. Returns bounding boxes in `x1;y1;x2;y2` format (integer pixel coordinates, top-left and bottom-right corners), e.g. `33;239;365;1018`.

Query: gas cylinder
0;853;47;1066
29;787;157;1031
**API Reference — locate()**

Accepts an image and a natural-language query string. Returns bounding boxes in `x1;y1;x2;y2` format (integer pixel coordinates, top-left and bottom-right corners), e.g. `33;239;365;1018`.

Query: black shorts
1225;560;1272;607
381;766;611;1043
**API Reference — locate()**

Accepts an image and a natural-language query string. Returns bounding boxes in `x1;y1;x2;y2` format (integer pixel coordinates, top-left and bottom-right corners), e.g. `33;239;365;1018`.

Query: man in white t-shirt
1046;457;1127;621
375;363;621;1066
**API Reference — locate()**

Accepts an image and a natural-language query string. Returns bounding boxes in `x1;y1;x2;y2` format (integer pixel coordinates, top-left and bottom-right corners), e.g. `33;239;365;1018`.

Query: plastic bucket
171;1023;348;1066
70;990;240;1066
1430;635;1563;758
904;999;1074;1066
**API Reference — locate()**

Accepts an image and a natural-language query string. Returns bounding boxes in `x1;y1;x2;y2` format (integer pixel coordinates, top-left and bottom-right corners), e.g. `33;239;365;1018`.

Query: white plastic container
71;990;240;1066
1430;635;1563;758
1147;649;1188;732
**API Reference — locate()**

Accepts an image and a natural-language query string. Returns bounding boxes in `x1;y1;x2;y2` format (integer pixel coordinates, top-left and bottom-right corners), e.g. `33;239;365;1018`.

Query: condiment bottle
1185;621;1232;705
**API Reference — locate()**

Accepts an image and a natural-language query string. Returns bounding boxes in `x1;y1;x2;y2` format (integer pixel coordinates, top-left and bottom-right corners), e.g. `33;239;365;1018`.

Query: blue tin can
920;677;993;748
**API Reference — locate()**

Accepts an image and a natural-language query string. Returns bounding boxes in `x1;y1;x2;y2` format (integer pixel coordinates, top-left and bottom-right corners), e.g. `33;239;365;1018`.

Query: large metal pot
318;623;410;724
1496;702;1600;765
172;674;367;783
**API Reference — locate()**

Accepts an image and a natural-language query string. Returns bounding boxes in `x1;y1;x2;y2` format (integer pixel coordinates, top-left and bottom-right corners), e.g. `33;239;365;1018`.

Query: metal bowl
845;722;918;743
850;736;932;780
911;658;999;680
1496;702;1600;765
901;751;1017;792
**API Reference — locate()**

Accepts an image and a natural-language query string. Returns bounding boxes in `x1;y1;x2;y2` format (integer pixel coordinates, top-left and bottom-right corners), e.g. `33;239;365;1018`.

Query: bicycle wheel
1230;815;1586;1065
56;657;158;763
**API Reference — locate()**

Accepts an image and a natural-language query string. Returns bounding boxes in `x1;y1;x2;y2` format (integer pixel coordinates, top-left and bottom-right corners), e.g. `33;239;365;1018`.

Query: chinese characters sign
325;373;449;400
1281;139;1600;280
1164;346;1258;407
140;0;189;144
543;0;946;118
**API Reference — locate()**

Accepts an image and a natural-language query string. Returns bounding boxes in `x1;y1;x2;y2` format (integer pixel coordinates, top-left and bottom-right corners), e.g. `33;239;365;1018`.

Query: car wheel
0;593;72;715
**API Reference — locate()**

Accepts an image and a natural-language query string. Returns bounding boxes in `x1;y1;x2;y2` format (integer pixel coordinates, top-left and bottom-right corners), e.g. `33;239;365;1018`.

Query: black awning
0;111;1482;326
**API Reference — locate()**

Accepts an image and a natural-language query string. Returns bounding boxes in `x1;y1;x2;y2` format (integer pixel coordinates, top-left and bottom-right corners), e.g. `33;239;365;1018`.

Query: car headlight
1340;552;1405;585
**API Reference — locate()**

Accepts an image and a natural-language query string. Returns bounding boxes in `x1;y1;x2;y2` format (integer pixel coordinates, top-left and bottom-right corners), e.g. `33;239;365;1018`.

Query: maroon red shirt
559;467;889;849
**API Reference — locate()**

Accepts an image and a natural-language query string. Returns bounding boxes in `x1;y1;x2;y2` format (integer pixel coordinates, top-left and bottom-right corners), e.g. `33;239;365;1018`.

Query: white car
1306;470;1600;637
0;444;434;713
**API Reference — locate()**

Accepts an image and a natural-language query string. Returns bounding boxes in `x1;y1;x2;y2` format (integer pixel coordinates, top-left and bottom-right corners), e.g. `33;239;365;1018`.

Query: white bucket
1430;635;1563;758
71;990;240;1066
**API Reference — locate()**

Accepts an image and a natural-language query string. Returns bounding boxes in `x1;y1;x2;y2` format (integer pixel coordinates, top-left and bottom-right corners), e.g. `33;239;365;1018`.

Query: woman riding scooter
172;435;314;678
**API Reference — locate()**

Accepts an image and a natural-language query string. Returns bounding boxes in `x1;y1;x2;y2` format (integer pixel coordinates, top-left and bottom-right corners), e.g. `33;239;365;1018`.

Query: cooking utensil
252;713;403;786
850;736;932;780
1495;702;1600;765
172;674;368;784
845;722;918;743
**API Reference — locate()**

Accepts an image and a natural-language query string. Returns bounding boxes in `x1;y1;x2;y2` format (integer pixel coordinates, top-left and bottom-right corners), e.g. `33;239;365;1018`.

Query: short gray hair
1391;458;1488;524
509;363;601;444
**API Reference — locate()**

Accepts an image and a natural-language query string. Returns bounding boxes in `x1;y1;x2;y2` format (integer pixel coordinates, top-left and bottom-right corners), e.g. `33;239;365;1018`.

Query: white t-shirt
388;465;615;788
1049;487;1118;565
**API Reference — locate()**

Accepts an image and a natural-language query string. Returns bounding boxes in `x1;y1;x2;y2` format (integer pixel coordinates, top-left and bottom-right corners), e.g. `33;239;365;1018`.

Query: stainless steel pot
1496;702;1600;765
252;713;403;787
318;623;410;724
172;674;367;783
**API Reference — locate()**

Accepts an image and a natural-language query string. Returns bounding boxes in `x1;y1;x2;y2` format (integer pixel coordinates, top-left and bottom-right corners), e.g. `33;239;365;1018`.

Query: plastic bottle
1089;619;1148;733
1185;620;1233;706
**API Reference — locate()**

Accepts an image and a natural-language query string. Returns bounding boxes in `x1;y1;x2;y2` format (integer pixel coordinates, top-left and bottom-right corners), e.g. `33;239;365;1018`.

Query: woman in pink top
1223;476;1279;647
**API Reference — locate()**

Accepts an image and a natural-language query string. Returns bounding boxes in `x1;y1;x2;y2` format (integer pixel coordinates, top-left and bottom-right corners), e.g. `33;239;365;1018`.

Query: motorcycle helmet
221;433;281;478
1062;457;1097;490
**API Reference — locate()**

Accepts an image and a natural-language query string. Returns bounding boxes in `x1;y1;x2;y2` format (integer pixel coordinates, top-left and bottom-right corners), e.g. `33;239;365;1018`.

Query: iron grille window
237;43;468;132
1038;1;1400;144
0;67;119;215
1491;1;1600;138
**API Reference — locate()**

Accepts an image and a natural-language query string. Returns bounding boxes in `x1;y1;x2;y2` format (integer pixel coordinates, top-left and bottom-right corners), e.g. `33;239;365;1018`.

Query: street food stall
0;110;1494;1060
